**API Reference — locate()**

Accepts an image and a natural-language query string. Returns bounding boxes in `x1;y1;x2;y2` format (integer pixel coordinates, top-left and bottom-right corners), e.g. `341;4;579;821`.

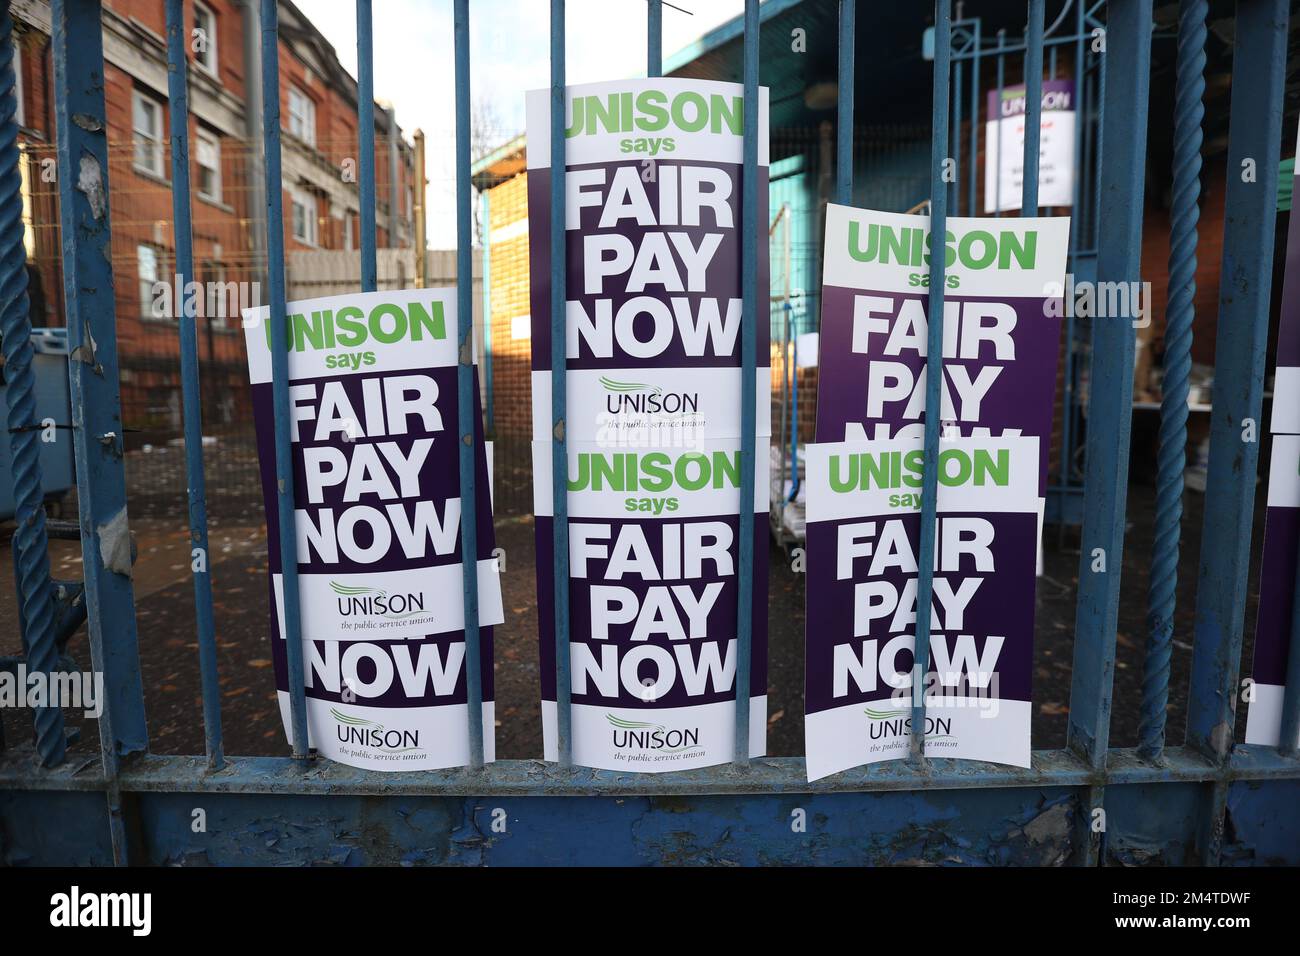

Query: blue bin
0;328;76;520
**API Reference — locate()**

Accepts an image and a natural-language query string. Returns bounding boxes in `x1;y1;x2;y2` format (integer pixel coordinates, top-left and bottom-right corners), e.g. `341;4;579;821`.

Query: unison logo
605;713;702;753
331;708;421;752
864;706;954;741
600;376;700;416
330;581;428;620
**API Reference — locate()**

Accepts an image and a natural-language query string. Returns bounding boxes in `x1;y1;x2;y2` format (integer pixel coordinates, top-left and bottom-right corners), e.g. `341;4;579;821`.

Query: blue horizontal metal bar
1066;0;1152;769
357;0;377;292
164;0;224;772
259;0;309;759
453;0;485;770
734;0;759;764
4;748;1299;797
1186;0;1289;762
910;0;952;761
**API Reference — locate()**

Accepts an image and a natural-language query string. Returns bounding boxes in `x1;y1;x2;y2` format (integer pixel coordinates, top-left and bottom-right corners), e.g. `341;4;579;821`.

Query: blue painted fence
0;0;1297;866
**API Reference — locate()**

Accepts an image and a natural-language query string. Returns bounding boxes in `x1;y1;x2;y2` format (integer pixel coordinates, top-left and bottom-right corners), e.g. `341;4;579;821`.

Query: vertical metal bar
1066;0;1152;767
357;0;377;292
164;0;223;771
967;21;980;217
647;0;662;77
550;0;572;767
414;128;428;288
1139;0;1207;761
951;45;962;215
911;0;952;761
1;2;65;767
481;190;494;432
52;0;149;760
1058;0;1086;501
836;0;854;206
1185;0;1288;764
734;0;759;764
994;30;1006;216
1022;0;1044;215
52;0;142;865
260;0;309;759
453;0;484;769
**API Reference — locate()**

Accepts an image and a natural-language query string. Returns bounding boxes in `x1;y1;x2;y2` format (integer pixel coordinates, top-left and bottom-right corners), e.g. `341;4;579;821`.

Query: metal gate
0;0;1297;866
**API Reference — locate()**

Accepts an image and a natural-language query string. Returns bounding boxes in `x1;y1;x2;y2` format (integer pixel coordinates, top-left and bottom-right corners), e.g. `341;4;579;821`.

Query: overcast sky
292;0;746;247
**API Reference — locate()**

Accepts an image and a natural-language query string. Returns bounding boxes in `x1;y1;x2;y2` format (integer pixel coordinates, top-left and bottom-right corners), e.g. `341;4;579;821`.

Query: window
290;187;317;246
132;91;164;177
287;87;316;147
138;245;164;319
344;212;354;251
196;130;221;201
193;2;218;77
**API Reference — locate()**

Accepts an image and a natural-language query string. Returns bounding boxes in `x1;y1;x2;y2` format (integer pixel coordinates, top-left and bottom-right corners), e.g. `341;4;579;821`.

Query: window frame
137;243;167;321
132;90;165;178
193;1;219;79
196;129;222;202
287;86;316;148
289;186;318;247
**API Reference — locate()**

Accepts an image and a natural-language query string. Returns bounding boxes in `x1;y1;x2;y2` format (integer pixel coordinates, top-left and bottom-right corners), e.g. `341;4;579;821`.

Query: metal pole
909;0;952;763
414;128;427;288
357;0;377;292
164;0;223;770
733;0;759;765
550;0;572;767
453;0;485;769
260;0;309;759
1139;0;1207;761
1021;0;1044;215
647;0;662;77
835;0;854;206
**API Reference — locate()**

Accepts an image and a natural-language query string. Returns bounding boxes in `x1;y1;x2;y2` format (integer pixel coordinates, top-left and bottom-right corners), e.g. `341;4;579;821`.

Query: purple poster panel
1248;124;1300;743
1270;124;1300;435
804;437;1040;780
525;77;771;771
815;205;1069;493
1246;435;1300;748
244;289;503;770
533;443;769;771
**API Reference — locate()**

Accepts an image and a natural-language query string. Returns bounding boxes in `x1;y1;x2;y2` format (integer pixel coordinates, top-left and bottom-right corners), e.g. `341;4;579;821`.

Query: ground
0;441;1268;761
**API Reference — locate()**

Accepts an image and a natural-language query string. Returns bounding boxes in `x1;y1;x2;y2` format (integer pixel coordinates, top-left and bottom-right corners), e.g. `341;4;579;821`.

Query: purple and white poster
244;289;503;770
1246;123;1300;748
805;206;1068;777
815;204;1069;498
804;437;1040;780
525;77;771;771
1269;124;1300;436
1246;436;1299;748
983;79;1076;213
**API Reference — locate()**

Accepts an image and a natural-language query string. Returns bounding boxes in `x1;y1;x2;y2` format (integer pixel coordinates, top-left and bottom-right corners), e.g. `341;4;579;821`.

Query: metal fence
1;0;1298;867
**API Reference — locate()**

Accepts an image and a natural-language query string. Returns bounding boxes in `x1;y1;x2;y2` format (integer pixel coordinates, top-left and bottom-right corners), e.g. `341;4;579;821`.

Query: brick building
12;0;417;440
